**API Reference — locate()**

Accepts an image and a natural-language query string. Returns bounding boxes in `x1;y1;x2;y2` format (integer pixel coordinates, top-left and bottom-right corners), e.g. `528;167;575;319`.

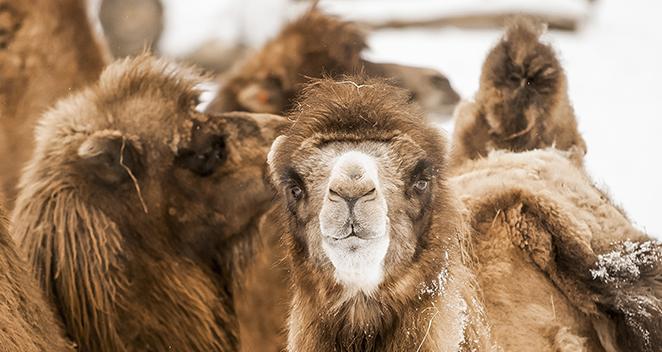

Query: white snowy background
159;0;661;237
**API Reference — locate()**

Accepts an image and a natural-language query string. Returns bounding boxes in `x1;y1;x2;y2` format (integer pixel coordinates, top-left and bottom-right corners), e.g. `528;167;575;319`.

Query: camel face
268;78;447;296
271;137;436;294
20;55;280;242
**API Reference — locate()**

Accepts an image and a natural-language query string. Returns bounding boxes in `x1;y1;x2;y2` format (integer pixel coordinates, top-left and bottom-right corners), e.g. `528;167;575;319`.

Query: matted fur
206;8;459;117
0;204;72;352
0;0;109;205
452;148;661;352
11;54;287;351
269;77;496;351
451;17;586;168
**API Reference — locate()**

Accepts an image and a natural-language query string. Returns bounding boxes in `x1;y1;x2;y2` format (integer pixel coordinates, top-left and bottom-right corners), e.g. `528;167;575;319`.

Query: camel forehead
288;136;427;180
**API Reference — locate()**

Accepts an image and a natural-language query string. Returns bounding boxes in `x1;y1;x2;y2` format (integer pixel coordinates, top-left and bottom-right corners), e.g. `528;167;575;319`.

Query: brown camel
449;18;661;352
11;54;288;352
267;76;497;351
269;75;661;351
0;0;109;206
206;8;460;118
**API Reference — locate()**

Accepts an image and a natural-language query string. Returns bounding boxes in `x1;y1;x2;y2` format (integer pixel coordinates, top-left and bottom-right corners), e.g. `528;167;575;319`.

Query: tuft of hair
93;53;207;112
451;16;586;167
283;75;447;160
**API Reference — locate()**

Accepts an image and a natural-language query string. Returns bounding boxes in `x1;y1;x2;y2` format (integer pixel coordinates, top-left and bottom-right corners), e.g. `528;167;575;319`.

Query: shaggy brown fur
11;55;287;352
268;77;496;352
206;9;459;117
452;148;662;352
451;18;586;167
0;0;110;205
0;204;73;352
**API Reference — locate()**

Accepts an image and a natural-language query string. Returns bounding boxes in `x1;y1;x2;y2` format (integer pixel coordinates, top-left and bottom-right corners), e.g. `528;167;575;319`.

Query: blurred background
97;0;661;236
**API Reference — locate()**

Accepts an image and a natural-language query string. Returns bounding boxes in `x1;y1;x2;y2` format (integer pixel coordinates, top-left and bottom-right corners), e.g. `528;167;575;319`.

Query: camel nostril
328;188;343;202
328;187;377;204
362;188;376;199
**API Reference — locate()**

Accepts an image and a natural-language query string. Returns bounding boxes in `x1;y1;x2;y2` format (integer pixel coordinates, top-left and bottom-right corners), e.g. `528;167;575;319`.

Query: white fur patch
322;235;390;294
319;151;390;294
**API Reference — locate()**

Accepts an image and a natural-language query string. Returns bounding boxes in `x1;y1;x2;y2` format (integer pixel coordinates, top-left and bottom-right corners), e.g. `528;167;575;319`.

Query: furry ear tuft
77;131;143;185
504;16;547;42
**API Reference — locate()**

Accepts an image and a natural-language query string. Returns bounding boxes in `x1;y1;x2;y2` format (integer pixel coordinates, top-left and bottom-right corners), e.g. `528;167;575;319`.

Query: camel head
207;9;366;115
11;54;285;351
268;77;457;296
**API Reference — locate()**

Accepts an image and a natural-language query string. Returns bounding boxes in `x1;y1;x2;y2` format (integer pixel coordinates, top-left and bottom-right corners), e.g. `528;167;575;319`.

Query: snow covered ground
160;0;661;237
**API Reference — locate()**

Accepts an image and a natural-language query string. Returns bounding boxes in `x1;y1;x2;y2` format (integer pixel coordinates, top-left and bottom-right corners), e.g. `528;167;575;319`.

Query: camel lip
324;231;384;242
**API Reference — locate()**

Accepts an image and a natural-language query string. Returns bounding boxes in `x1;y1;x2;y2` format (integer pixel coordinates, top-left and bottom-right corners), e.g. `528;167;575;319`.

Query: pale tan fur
451;148;661;352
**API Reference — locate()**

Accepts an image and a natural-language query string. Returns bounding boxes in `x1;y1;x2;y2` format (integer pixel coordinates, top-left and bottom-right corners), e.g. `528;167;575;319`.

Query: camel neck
288;263;486;352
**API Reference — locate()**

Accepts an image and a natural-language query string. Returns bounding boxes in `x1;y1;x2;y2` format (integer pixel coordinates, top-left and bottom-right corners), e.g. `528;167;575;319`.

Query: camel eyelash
282;167;306;197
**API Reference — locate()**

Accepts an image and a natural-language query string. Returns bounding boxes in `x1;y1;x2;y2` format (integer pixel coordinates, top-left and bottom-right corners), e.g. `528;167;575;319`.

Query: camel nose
327;151;379;205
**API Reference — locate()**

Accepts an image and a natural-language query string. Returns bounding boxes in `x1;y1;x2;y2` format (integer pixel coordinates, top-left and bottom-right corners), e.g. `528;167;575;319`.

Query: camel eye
290;185;303;200
414;180;429;192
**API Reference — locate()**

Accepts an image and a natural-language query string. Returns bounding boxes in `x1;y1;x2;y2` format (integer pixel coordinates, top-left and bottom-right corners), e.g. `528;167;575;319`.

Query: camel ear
267;135;286;184
77;131;143;185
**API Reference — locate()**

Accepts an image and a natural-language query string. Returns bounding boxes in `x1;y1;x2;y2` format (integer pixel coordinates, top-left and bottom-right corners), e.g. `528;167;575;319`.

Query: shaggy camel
450;18;585;168
449;18;662;351
0;0;109;205
268;76;661;351
0;203;72;352
11;54;288;352
267;77;497;351
206;8;460;117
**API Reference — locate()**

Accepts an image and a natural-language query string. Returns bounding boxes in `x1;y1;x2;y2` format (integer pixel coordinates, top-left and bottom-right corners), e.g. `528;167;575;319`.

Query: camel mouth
327;230;385;242
321;227;390;292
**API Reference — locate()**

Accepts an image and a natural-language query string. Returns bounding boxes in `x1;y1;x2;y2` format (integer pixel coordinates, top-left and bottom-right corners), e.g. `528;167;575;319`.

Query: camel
269;75;661;351
206;8;460;118
450;17;586;169
0;203;72;352
448;18;662;351
267;76;497;351
0;0;110;205
11;54;288;352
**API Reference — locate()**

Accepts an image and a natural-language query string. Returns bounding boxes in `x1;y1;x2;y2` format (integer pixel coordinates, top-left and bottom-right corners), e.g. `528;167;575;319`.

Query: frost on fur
590;240;661;285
